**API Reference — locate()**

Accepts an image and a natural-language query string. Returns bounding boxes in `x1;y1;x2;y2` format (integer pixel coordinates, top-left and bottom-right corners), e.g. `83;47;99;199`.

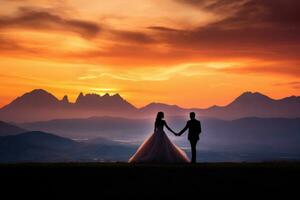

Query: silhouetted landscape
0;89;299;163
2;0;300;196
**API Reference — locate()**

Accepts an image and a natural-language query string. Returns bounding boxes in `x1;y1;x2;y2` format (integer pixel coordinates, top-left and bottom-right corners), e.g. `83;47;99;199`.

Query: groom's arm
178;122;189;136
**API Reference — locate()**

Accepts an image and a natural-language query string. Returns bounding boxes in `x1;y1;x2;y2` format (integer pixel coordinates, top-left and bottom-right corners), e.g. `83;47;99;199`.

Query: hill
0;121;26;136
0;131;135;163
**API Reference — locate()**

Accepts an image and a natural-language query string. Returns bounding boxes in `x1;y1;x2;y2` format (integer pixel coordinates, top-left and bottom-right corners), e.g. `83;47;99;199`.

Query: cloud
221;64;300;77
138;0;300;66
148;26;180;32
0;35;45;56
176;0;249;12
77;66;187;82
0;7;101;38
1;0;300;78
143;0;300;64
111;30;156;44
274;81;300;89
76;62;232;83
0;35;23;51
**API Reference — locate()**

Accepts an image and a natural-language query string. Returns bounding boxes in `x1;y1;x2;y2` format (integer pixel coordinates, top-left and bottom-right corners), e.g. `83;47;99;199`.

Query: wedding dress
129;120;190;163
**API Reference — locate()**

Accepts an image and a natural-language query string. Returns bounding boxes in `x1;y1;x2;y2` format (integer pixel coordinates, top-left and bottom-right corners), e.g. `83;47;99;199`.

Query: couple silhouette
129;112;202;164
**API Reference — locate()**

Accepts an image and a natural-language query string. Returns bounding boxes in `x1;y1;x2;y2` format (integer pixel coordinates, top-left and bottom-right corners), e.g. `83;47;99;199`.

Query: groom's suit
179;119;202;163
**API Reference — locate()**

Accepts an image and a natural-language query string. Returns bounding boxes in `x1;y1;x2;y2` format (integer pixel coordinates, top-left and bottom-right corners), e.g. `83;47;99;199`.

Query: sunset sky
0;0;299;108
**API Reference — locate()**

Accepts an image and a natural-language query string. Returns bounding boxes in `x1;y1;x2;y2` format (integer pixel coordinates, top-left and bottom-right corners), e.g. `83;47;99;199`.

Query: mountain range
0;89;299;122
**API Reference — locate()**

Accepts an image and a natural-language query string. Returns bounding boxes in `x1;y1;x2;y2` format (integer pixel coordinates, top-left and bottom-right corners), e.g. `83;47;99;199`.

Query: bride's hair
156;112;164;122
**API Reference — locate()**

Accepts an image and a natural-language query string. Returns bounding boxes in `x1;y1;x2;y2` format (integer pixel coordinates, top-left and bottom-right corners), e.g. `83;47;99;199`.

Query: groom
176;112;202;164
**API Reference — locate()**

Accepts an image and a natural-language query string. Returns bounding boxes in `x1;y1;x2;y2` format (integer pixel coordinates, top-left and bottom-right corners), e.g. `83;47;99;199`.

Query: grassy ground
1;162;300;197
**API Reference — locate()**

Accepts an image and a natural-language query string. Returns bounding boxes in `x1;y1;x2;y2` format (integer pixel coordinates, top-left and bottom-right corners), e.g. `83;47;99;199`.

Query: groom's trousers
190;140;198;163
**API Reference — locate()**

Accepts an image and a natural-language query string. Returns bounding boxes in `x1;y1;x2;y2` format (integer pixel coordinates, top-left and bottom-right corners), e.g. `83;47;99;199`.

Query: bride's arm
164;121;176;135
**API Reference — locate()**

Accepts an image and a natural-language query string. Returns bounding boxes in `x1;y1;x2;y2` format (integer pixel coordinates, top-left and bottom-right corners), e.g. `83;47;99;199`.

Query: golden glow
0;0;299;108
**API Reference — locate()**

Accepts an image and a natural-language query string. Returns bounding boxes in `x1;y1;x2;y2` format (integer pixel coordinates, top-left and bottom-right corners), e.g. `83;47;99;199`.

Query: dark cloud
207;0;300;29
0;35;43;56
67;43;195;67
148;26;180;32
177;0;248;13
177;0;300;23
0;7;101;38
144;0;300;66
221;65;300;77
0;36;22;51
1;0;299;76
126;0;300;73
112;30;155;44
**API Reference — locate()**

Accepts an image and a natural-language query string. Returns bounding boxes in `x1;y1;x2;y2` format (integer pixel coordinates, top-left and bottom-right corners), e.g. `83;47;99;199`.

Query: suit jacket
180;119;202;141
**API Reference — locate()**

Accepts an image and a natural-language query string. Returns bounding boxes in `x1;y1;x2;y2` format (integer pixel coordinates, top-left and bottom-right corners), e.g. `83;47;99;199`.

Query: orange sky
0;0;299;108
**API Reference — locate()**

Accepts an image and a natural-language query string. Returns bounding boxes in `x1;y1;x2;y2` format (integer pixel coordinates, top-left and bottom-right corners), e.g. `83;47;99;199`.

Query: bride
129;112;190;163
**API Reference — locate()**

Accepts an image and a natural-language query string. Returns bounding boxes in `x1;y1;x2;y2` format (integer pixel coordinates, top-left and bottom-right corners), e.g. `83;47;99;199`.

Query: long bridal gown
129;120;190;163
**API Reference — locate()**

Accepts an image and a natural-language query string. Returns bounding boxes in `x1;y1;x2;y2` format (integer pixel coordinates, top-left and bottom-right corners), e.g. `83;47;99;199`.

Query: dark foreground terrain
1;162;300;198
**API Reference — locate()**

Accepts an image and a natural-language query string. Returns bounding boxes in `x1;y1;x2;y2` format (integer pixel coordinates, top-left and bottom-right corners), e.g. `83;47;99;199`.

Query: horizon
0;0;300;108
1;88;299;110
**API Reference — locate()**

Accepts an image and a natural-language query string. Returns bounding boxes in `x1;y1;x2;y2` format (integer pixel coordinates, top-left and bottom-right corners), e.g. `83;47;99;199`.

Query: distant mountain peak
111;93;125;100
140;102;184;114
282;95;300;100
76;92;85;103
61;95;69;104
73;91;135;110
146;102;182;108
3;89;59;109
240;91;268;97
113;93;121;97
232;91;272;104
30;89;49;94
25;89;57;99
